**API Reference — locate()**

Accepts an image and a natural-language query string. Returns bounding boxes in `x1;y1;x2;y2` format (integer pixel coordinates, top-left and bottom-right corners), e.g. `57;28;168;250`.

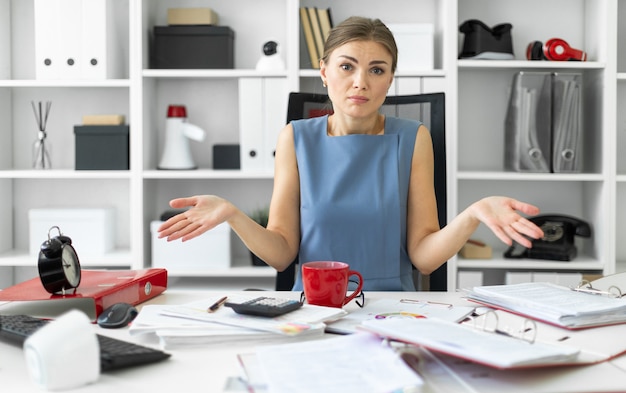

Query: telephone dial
504;214;591;261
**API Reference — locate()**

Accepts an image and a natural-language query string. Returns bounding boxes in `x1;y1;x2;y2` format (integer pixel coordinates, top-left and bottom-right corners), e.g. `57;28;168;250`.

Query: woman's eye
371;67;384;75
340;63;353;71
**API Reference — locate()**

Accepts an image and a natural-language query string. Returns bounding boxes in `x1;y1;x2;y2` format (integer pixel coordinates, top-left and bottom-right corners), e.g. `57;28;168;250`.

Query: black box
152;25;235;69
74;125;129;170
213;144;240;169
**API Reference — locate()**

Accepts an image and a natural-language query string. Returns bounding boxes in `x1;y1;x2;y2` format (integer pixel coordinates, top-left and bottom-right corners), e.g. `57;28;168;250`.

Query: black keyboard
0;314;171;371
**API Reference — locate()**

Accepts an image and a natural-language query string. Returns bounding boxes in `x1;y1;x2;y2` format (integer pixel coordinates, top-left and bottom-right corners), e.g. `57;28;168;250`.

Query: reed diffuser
31;100;52;169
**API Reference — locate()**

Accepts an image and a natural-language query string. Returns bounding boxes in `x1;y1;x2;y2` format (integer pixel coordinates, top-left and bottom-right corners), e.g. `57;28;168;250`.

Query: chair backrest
275;92;447;291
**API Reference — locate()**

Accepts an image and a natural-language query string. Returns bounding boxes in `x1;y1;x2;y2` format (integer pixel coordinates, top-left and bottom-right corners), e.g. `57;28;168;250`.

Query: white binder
239;78;288;172
34;0;122;80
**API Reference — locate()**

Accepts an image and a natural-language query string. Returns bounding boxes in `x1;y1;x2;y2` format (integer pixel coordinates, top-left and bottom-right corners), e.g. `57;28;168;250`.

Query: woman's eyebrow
337;55;389;66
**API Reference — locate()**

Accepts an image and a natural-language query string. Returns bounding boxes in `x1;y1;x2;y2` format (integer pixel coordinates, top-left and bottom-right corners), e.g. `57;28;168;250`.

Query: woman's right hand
157;195;235;242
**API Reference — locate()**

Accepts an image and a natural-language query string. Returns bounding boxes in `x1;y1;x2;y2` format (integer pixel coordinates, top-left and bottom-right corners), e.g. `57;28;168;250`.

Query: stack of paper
130;294;346;348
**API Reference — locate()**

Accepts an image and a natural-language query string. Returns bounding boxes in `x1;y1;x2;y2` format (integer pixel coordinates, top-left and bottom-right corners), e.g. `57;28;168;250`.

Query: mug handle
342;270;364;305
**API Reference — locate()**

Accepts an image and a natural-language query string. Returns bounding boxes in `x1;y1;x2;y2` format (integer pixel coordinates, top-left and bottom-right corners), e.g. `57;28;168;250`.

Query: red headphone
526;38;587;61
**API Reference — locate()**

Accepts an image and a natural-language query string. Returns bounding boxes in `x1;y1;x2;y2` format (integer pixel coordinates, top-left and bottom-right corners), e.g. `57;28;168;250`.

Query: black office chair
275;92;447;291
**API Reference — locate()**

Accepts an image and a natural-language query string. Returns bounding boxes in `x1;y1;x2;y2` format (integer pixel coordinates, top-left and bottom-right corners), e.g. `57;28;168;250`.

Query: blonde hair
321;16;398;73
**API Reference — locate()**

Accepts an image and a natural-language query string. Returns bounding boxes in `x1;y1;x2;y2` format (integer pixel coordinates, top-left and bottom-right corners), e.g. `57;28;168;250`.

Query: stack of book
299;7;333;69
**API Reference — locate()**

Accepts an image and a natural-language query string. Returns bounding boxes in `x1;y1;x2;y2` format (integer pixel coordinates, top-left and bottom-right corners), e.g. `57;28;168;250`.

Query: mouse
97;302;138;329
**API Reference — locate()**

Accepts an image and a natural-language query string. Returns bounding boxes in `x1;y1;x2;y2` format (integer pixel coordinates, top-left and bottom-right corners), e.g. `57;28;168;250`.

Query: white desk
2;290;626;393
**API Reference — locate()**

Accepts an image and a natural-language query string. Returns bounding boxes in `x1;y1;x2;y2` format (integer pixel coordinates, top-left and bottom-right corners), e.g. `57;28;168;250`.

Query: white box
387;23;434;71
151;221;231;272
29;208;115;257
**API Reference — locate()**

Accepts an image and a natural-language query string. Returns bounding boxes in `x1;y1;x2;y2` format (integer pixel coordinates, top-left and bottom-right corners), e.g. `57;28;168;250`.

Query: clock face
61;245;81;288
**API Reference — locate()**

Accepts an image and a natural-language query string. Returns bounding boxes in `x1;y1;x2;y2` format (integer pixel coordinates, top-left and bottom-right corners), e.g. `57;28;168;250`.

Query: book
307;7;325;63
465;281;626;329
0;269;167;321
299;7;318;69
360;317;581;369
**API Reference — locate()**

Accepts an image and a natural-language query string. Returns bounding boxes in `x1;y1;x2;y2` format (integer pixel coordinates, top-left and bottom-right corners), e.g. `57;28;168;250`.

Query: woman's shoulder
385;116;422;135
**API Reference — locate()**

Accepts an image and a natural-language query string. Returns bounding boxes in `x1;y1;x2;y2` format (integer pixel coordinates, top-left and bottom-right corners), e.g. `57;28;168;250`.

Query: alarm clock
37;226;82;294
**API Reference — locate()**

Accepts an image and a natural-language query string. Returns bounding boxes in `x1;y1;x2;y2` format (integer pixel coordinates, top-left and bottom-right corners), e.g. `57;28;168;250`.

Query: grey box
74;125;129;170
152;25;235;69
213;144;240;169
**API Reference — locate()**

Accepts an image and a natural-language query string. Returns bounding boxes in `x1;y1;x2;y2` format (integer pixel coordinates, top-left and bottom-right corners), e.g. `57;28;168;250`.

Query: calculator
224;296;303;317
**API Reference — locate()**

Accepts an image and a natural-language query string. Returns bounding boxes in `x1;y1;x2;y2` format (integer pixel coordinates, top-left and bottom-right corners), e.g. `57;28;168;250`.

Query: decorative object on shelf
213;144;240;169
158;105;206;170
458;19;514;60
459;239;492;259
526;38;587;61
31;100;52;169
255;40;285;71
37;226;81;294
249;206;269;266
74;124;129;170
152;25;234;69
503;214;591;261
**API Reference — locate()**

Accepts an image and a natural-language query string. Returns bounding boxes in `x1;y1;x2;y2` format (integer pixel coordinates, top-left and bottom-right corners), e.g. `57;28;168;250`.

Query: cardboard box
74;125;129;170
167;8;219;25
151;25;234;69
387;23;434;71
29;208;115;257
151;221;231;271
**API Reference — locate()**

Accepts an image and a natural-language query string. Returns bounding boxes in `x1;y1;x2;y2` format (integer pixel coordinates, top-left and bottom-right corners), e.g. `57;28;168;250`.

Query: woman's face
321;40;394;119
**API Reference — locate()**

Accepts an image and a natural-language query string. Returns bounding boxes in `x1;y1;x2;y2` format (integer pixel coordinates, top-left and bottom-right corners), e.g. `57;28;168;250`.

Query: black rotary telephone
504;214;592;261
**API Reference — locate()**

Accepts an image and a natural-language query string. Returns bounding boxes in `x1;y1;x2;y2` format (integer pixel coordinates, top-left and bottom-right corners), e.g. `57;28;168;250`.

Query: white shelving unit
1;0;624;291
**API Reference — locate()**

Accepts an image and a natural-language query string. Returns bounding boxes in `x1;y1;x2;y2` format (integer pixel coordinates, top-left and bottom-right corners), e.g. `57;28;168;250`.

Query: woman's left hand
470;196;544;248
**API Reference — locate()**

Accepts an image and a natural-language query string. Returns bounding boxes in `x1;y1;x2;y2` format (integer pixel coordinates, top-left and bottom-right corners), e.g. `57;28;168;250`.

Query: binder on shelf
307;7;325;66
34;0;122;80
552;73;583;173
299;7;319;69
316;8;333;43
504;72;583;173
504;72;552;172
238;77;288;172
0;269;167;321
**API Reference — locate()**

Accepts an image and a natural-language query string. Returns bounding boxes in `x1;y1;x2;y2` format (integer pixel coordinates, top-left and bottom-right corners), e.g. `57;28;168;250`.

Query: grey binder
504;72;552;172
504;71;583;173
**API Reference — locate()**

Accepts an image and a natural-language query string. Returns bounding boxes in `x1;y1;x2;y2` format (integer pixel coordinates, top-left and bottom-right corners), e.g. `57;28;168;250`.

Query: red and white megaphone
158;105;206;170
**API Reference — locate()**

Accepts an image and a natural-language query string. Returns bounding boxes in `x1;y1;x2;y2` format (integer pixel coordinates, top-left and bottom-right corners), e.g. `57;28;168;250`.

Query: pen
208;296;228;313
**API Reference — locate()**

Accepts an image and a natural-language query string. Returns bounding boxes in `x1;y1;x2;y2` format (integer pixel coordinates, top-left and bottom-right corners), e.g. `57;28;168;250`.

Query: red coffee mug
301;261;363;308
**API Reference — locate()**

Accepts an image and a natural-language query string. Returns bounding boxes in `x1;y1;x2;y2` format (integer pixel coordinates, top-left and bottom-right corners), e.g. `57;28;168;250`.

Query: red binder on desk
0;269;167;321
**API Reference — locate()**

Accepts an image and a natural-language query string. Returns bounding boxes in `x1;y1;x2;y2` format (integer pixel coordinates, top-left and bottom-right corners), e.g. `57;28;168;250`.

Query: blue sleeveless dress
291;115;421;291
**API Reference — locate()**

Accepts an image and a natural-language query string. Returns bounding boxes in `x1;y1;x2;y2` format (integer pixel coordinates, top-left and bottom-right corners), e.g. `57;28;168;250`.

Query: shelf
142;69;288;79
0;170;132;180
0;79;131;88
457;256;603;271
457;171;604;182
165;266;277;278
142;169;273;180
0;249;133;268
457;60;606;70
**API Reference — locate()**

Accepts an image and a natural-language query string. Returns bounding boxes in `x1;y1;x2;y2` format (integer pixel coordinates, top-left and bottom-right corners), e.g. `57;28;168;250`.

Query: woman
158;16;543;291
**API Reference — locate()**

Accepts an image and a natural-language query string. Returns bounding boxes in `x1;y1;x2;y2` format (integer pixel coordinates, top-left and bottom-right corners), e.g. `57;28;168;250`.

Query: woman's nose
352;70;368;90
